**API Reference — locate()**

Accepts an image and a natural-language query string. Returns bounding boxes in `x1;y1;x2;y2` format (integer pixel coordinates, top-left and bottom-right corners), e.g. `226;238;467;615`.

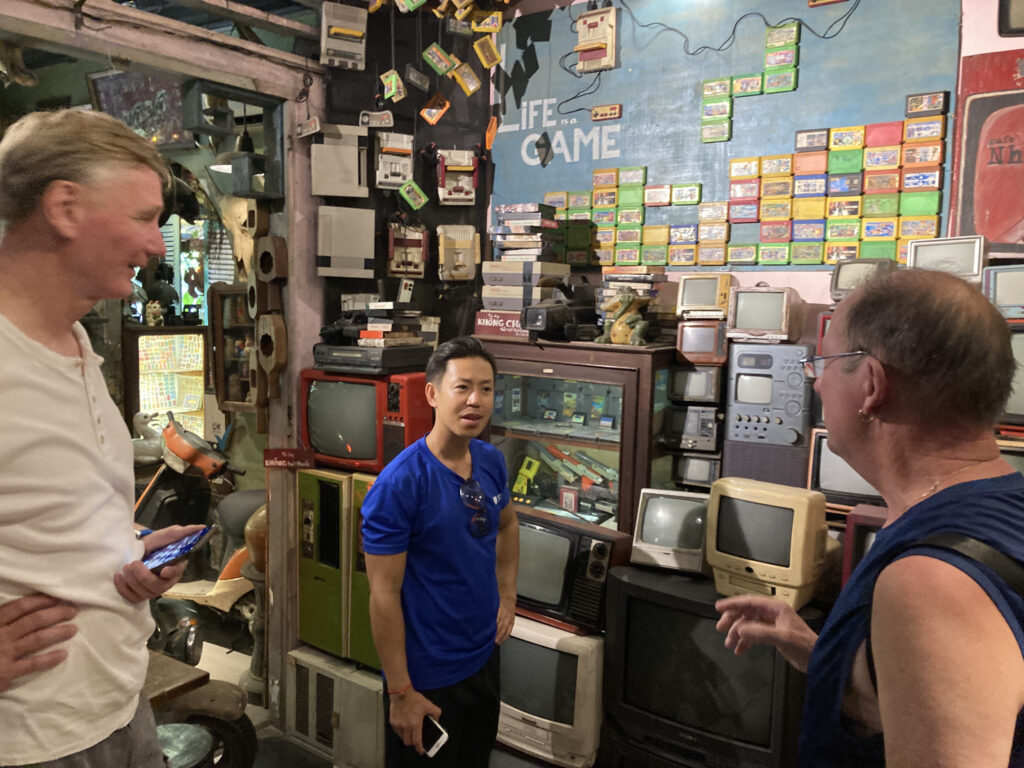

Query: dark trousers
384;646;500;768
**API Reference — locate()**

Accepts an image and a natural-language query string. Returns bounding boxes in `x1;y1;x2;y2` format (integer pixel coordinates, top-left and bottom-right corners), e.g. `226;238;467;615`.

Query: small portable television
673;452;722;488
497;615;603;768
676;320;728;365
630;487;711;574
705;476;841;610
300;368;433;473
514;507;632;634
603;567;814;768
1001;320;1024;430
675;273;735;320
906;235;986;283
983;264;1024;318
841;504;888;585
662;405;720;452
807;428;883;510
726;286;804;343
668;364;722;403
829;257;897;304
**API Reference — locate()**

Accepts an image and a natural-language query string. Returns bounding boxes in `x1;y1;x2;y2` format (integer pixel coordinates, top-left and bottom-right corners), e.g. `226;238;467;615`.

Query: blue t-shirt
361;437;510;690
799;472;1024;766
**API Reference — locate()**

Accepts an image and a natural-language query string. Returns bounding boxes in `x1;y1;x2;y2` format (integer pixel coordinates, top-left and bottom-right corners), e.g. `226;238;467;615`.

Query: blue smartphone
141;525;216;572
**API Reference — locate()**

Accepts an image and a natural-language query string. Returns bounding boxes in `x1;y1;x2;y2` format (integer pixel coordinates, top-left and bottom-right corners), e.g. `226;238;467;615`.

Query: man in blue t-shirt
362;336;518;768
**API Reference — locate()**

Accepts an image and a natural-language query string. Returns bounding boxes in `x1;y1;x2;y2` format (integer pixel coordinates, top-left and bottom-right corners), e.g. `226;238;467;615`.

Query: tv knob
787;372;804;388
589;561;606;579
592;542;608;560
734;414;742;421
783;427;801;445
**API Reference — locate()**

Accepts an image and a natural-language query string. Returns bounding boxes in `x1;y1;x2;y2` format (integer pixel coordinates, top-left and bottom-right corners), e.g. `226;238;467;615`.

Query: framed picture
668;244;697;266
761;154;793;176
727;244;758;264
757;243;791;264
902;141;944;167
86;70;190;149
795;127;829;152
698;201;729;222
702;77;732;99
761;176;795;198
701;98;733;121
792;219;826;241
829;126;866;150
672;183;702;205
729;157;760;179
764;46;799;70
763;68;798;94
905;90;950;117
701;119;732;143
670;225;698;244
732;73;764;97
697;244;727;266
903;115;946;142
729;179;760;200
765;22;800;48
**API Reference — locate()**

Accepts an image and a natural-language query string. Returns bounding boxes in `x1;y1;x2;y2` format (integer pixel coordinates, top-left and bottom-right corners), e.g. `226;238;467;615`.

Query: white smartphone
423;715;448;758
141;525;217;572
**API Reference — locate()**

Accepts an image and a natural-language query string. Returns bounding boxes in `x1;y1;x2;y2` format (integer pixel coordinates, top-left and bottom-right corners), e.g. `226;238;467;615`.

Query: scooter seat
214;490;266;571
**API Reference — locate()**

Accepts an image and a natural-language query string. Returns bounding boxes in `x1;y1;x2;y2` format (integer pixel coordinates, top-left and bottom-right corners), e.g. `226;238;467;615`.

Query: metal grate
315;672;335;748
293;663;309;737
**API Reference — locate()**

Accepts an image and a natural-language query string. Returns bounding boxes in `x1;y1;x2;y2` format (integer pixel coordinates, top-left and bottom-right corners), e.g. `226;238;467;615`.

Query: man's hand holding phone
114;524;210;604
389;688;445;756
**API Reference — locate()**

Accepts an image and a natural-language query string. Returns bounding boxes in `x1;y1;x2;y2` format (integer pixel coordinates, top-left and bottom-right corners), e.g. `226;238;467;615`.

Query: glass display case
208;282;257;414
122;326;208;436
480;339;677;534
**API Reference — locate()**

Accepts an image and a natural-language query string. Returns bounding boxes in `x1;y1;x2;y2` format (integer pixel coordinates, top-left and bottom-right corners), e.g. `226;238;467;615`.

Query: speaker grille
317;479;341;569
315;672;335;747
294;663;309;737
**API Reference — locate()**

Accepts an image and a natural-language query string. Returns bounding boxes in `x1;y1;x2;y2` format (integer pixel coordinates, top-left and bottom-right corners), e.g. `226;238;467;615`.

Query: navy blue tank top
798;472;1024;767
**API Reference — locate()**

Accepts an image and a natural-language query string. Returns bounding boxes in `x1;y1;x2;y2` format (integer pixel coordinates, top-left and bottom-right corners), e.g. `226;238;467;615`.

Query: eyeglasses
800;351;868;379
460;478;491;538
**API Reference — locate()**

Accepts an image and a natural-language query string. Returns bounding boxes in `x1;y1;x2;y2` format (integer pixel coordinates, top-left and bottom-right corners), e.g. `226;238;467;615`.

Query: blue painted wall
490;0;960;222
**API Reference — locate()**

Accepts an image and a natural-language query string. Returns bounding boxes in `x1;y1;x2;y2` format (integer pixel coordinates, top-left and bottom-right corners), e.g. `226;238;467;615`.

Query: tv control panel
725;343;812;446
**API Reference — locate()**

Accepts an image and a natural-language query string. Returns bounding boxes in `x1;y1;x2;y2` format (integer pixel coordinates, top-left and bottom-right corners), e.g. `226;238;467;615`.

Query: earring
858;409;874;423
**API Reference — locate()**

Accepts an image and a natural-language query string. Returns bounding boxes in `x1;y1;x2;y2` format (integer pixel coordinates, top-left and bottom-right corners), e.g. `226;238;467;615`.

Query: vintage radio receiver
725;343;813;446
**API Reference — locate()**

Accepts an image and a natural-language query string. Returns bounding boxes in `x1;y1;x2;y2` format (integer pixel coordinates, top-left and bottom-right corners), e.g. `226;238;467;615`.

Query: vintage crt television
630;487;710;574
296;468;381;669
668;365;722;403
705;476;840;610
907;235;986;283
829;257;897;304
983;265;1024;319
603;566;812;768
515;507;632;634
497;615;603;768
676;320;728;365
672;452;722;489
1001;320;1024;429
300;368;432;473
286;646;384;768
661;405;720;452
675;274;735;320
726;286;804;343
841;504;888;586
807;428;883;510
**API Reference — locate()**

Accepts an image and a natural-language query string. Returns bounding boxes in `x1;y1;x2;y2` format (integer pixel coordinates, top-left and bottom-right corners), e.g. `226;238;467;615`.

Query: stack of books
489;203;565;263
356;304;425;347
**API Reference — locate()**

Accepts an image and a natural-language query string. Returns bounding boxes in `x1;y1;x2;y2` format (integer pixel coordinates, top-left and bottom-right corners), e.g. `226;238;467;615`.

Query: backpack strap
864;533;1024;691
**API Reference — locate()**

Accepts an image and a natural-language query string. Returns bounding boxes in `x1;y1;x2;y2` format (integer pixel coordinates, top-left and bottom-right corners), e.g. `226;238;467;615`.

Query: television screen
994;270;1024;307
671;367;719;402
306;380;378;460
676;454;720;485
517;525;572;606
833;261;879;292
817;436;880;500
682;278;719;308
735;374;773;404
716;497;793;567
639;495;706;550
682;325;715;353
623;597;775;746
909;236;984;279
734;291;784;331
1006;332;1024;420
501;635;578;725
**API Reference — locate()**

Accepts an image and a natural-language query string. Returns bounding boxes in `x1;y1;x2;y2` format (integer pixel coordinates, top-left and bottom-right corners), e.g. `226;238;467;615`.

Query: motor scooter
134;412;265;666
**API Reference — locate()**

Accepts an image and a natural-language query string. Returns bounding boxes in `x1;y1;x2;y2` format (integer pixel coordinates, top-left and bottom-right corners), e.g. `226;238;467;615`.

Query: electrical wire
556;71;601;115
